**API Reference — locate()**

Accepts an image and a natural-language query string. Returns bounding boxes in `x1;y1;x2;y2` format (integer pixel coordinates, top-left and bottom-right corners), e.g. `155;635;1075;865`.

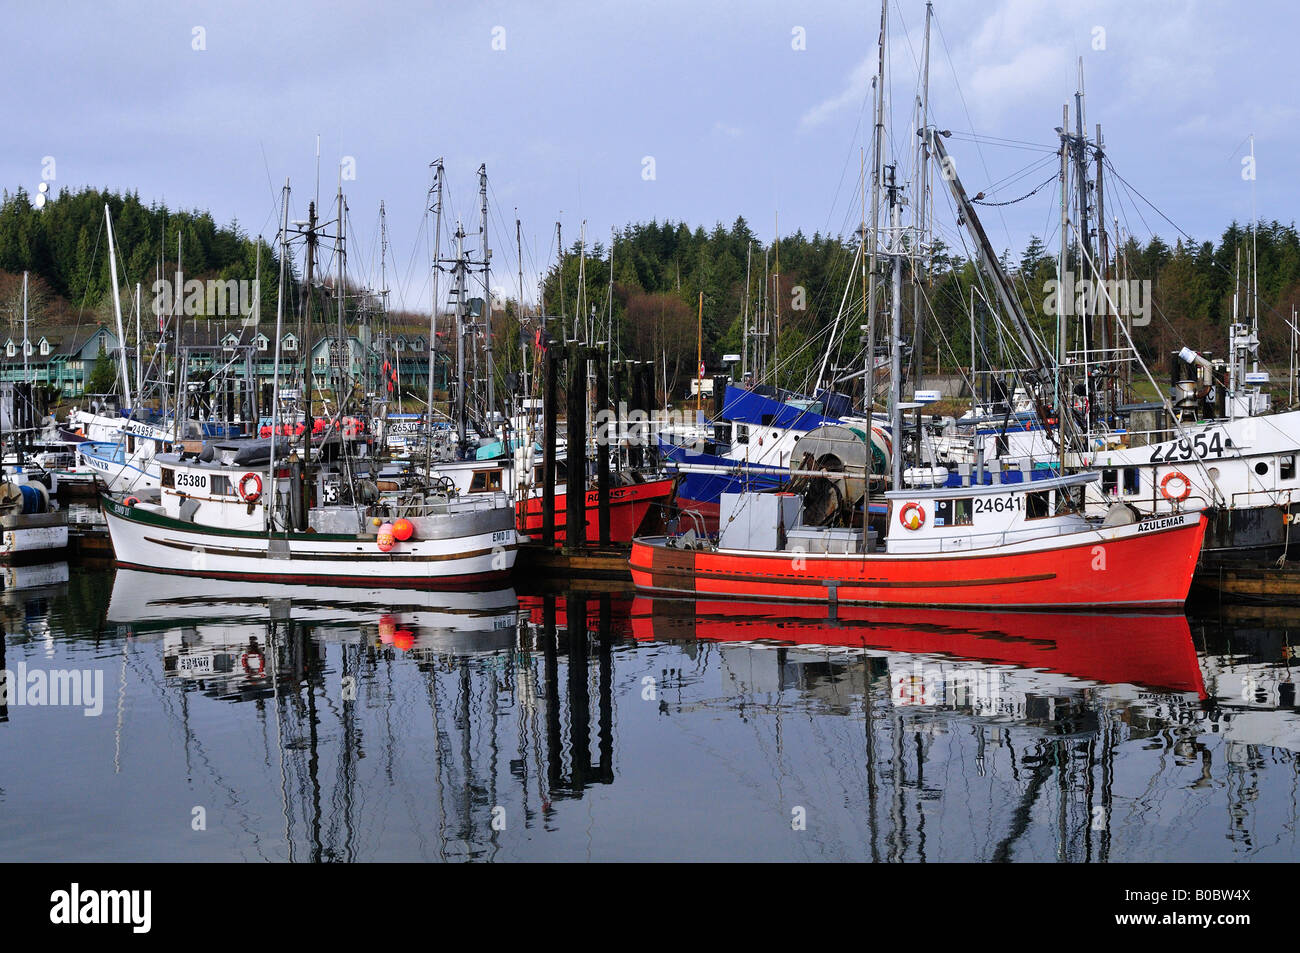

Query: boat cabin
884;471;1099;555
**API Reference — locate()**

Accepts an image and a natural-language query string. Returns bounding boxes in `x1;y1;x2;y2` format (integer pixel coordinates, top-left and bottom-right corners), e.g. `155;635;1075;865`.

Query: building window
283;337;297;351
5;342;13;357
40;340;49;355
23;341;32;356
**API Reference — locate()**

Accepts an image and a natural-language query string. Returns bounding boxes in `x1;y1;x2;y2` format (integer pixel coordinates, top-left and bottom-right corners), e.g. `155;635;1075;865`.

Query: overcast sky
5;0;1296;309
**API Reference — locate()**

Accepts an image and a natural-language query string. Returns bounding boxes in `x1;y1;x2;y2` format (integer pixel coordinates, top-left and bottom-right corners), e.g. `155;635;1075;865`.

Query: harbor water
1;562;1298;862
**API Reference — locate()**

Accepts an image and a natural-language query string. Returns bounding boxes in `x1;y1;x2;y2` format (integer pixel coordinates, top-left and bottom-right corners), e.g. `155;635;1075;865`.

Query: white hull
102;496;517;587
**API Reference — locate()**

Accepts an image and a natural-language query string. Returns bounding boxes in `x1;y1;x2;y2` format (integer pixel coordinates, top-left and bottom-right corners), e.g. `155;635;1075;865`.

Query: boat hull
630;512;1207;609
517;477;675;544
102;496;516;588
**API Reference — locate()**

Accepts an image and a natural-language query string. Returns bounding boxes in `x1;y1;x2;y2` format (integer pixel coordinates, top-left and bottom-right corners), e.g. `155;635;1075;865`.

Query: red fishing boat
516;476;676;544
631;472;1207;610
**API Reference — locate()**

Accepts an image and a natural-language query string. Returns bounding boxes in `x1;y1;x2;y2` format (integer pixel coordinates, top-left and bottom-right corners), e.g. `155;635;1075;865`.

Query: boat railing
385;490;510;518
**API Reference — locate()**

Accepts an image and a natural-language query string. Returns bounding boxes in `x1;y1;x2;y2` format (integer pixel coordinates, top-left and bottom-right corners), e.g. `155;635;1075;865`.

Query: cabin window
1123;467;1141;494
1101;468;1118;496
529;462;566;483
1027;490;1051;519
1282;456;1296;480
1255;461;1269;476
1057;485;1084;514
734;423;748;445
210;475;230;495
161;468;175;488
469;469;503;492
936;498;973;527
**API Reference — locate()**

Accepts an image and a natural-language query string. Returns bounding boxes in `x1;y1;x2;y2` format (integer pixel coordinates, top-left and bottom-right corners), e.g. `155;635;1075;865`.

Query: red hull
631;597;1205;696
630;515;1207;609
518;477;675;545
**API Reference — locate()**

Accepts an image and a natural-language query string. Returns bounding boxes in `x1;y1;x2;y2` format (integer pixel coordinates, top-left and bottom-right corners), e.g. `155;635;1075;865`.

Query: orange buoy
392;517;414;541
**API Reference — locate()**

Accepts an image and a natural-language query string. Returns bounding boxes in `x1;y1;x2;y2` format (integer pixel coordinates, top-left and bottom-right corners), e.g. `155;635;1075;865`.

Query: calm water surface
2;562;1298;862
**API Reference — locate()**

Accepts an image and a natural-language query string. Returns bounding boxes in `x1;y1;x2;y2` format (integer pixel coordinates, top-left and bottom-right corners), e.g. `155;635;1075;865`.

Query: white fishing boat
102;441;516;588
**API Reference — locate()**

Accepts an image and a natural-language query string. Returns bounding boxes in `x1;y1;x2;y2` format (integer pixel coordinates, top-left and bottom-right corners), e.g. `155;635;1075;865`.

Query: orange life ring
238;472;263;503
899;502;926;530
241;651;265;676
123;496;140;508
1160;470;1191;502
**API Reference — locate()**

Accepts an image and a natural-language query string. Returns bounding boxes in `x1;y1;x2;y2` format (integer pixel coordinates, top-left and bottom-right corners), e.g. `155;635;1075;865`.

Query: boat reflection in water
629;597;1298;861
43;568;1299;860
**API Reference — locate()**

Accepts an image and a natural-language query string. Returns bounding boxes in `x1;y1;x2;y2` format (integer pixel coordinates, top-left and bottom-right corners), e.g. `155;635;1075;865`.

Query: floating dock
1192;561;1300;605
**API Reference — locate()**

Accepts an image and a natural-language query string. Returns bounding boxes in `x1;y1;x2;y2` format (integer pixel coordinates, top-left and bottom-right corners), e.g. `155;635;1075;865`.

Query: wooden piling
596;345;611;547
542;344;558;547
565;343;587;550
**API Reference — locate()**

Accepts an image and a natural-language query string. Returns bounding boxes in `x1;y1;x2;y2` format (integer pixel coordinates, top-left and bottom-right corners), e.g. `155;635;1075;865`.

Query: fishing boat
102;444;516;587
631;465;1206;609
102;178;517;588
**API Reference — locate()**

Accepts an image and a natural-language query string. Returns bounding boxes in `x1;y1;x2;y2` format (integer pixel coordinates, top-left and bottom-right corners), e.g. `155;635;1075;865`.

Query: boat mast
479;164;494;423
517;213;526;405
865;0;887;416
425;159;444;474
911;2;932;465
103;205;135;414
453;222;469;450
911;1;932;408
301;199;318;441
741;240;752;382
268;180;291;535
21;271;28;394
1057;104;1071;473
887;165;903;491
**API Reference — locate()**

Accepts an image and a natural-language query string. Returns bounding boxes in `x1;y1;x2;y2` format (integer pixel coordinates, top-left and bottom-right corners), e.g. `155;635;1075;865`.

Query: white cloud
799;57;873;129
